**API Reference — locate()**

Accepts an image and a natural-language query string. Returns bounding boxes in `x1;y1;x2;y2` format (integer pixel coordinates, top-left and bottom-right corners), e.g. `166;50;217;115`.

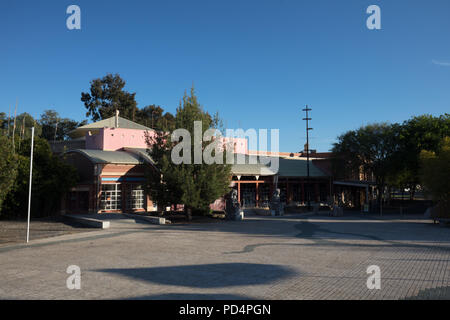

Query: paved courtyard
1;212;449;300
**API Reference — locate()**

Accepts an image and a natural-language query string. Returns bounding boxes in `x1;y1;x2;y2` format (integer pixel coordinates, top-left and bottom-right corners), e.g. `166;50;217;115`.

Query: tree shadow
404;286;450;300
165;215;450;250
96;263;297;288
130;293;252;300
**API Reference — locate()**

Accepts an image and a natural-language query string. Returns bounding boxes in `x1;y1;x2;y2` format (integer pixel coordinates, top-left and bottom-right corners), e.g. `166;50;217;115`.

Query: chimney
115;110;119;128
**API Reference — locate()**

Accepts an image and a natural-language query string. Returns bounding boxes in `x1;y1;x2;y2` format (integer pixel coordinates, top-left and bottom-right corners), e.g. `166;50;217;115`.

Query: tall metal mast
302;106;313;211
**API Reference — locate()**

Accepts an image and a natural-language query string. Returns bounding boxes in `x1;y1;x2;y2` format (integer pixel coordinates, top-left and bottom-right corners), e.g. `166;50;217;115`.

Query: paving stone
0;214;449;299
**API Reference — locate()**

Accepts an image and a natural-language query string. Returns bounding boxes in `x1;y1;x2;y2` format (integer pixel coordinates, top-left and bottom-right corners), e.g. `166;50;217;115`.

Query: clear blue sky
1;0;449;152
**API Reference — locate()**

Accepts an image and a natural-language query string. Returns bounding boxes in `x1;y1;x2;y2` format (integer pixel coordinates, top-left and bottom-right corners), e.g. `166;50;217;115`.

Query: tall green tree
0;112;7;134
0;135;18;213
39;110;87;141
145;88;231;219
13;113;42;140
420;137;450;217
394;114;450;199
81;73;138;121
332;123;400;208
135;105;176;130
2;136;78;218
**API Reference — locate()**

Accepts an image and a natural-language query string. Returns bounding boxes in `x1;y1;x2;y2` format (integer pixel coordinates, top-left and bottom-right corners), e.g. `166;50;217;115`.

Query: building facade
56;115;333;214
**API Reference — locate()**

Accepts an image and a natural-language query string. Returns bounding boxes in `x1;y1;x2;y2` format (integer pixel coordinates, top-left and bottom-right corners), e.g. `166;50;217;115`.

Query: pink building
58;114;250;214
57;114;330;214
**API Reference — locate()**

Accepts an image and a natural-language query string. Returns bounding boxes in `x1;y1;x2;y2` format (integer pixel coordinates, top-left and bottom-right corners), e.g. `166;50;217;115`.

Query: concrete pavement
0;213;449;299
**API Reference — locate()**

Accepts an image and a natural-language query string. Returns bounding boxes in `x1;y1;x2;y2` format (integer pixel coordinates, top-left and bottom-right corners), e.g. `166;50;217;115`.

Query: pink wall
85;127;248;154
86;128;156;151
220;137;248;154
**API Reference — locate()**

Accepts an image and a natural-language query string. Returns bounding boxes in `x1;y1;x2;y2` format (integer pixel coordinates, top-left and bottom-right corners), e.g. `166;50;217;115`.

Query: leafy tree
145;88;231;219
0;112;7;134
332;114;450;206
81;73;138;121
394;114;450;199
39;110;87;141
420;137;450;217
9;113;42;141
0;135;18;213
135;105;176;130
332;123;400;209
2;136;78;218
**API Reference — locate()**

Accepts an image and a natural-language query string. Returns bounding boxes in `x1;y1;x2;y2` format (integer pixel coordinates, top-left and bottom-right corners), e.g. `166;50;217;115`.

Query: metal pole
302;106;313;211
26;127;34;243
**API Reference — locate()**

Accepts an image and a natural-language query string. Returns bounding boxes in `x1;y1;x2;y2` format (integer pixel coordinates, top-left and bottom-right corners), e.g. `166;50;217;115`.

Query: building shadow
165;215;450;247
96;263;297;288
129;293;252;300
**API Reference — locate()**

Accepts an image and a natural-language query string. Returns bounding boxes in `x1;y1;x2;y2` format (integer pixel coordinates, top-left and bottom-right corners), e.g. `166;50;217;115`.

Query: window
100;184;122;210
126;185;145;210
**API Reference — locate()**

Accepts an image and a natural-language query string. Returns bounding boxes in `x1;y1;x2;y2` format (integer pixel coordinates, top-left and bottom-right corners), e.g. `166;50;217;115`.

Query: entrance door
100;184;122;211
241;184;256;208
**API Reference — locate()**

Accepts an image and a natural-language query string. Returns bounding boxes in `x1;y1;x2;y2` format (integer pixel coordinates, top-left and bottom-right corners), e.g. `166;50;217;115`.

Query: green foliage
332;114;450;201
81;73;176;129
15;113;42;139
39;109;87;141
419;137;450;205
81;73;139;121
395;114;450;193
0;135;18;211
1;136;78;219
145;88;231;215
135;104;176;130
0;112;7;134
332;123;399;186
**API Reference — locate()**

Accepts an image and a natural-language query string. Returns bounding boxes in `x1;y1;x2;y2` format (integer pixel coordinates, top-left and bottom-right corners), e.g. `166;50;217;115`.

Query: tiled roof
65;149;329;177
277;157;328;177
69;116;153;138
230;154;329;177
66;149;152;165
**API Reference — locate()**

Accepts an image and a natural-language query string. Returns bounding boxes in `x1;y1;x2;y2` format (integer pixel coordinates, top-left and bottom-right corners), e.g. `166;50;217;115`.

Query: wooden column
255;182;259;208
237;181;241;204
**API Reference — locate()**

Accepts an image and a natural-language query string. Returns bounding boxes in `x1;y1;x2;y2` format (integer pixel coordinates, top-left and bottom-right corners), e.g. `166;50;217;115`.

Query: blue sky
1;0;449;152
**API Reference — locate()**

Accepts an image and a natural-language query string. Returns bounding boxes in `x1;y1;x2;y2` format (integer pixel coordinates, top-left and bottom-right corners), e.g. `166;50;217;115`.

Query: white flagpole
26;127;35;243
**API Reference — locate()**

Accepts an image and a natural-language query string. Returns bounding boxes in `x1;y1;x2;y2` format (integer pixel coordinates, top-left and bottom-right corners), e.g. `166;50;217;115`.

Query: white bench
123;213;166;225
63;215;110;229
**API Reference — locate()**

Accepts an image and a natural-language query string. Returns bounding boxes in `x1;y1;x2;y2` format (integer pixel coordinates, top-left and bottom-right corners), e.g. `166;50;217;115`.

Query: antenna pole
302;106;313;211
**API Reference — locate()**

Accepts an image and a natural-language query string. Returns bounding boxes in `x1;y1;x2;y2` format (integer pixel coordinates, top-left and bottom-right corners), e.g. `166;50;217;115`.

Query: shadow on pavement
404;286;450;300
130;293;252;300
164;214;450;245
96;263;297;288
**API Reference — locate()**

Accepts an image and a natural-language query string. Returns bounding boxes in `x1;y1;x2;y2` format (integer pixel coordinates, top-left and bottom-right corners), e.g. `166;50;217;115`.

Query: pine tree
145;87;231;219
